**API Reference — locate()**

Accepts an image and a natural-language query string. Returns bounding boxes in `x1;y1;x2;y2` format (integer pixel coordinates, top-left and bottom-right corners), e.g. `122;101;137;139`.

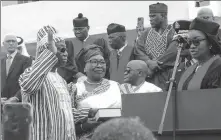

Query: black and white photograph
1;1;221;140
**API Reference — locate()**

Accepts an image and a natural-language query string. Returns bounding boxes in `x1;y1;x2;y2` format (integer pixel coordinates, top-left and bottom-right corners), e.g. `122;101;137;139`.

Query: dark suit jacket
1;53;32;98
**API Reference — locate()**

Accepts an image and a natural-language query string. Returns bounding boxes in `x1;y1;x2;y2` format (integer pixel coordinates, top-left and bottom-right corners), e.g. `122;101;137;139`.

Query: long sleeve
134;29;151;62
68;82;90;124
19;49;58;95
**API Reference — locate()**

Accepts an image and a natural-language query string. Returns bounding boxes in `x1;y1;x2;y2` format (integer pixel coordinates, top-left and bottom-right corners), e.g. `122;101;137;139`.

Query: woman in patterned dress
69;44;122;139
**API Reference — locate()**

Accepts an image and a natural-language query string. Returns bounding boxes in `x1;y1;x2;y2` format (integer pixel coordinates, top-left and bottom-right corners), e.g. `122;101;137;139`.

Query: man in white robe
121;60;162;94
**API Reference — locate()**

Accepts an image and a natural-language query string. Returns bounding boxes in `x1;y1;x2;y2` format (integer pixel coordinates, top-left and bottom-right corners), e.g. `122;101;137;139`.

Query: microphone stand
158;42;184;140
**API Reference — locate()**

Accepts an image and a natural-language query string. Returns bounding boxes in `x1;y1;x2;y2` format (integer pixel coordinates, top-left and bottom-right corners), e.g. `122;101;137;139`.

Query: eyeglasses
188;38;206;46
87;59;106;67
124;68;140;74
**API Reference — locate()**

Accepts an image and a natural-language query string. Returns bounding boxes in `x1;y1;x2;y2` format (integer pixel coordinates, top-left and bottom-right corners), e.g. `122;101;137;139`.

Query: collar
83;35;90;42
118;43;128;53
7;50;17;59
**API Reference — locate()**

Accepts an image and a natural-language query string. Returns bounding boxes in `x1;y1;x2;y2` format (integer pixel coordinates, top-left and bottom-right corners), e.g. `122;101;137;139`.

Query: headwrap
73;13;89;27
82;44;104;62
36;25;64;56
107;23;126;35
189;17;221;54
16;36;30;57
75;44;104;74
149;2;168;14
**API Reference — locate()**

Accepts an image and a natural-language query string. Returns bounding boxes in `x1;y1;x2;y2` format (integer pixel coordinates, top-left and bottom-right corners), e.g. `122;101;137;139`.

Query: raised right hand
47;31;57;54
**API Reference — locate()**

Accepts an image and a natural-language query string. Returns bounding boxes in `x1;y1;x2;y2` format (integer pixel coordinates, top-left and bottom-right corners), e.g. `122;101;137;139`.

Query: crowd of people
1;2;221;140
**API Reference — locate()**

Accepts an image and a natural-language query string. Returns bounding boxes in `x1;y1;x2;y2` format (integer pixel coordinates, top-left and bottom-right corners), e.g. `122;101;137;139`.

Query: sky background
1;1;221;43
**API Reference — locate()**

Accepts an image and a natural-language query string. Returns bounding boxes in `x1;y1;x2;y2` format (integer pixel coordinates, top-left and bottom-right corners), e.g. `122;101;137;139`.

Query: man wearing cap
134;2;176;90
58;13;108;83
1;34;32;100
107;23;136;84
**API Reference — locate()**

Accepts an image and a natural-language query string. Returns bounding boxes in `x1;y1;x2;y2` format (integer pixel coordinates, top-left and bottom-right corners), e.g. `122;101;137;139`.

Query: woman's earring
209;46;212;50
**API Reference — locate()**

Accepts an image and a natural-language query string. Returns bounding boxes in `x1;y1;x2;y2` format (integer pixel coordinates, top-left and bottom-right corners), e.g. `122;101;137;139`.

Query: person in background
178;18;221;90
108;23;136;84
19;25;76;140
58;13;108;83
91;117;156;140
197;7;221;40
1;34;32;99
16;36;35;61
134;2;176;91
121;60;162;94
68;44;122;139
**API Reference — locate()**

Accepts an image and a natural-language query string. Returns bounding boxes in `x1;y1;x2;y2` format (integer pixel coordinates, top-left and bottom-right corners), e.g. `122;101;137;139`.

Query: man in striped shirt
19;25;76;140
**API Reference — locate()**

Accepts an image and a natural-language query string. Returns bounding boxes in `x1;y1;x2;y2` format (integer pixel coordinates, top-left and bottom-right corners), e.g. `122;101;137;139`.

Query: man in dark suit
107;23;136;84
1;34;32;99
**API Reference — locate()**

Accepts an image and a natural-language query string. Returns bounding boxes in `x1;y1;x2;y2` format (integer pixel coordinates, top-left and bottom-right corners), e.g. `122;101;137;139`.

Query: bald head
197;8;214;21
127;60;148;75
3;34;18;54
124;60;148;85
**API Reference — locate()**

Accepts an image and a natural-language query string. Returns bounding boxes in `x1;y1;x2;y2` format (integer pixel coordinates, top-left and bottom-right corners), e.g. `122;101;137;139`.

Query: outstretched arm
19;31;58;95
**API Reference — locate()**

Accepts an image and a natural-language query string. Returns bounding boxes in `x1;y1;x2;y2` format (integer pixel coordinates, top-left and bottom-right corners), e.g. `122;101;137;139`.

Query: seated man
121;60;162;94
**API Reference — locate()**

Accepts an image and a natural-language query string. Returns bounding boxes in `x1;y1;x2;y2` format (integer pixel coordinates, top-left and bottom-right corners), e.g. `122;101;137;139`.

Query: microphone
172;20;191;46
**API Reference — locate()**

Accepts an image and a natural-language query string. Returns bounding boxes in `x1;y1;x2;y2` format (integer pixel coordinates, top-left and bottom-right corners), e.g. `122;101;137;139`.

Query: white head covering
36;25;64;57
17;36;30;57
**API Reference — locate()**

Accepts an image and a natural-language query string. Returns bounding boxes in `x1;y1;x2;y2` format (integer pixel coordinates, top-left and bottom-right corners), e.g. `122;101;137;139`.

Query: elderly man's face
124;65;140;85
55;41;68;67
73;26;89;41
3;35;18;54
108;33;125;50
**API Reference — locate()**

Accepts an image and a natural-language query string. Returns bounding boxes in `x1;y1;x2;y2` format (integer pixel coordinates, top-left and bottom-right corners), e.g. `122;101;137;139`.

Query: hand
6;97;19;103
47;31;57;54
147;60;162;71
77;75;87;83
136;26;144;37
82;120;102;131
1;97;7;104
88;108;99;118
172;33;188;42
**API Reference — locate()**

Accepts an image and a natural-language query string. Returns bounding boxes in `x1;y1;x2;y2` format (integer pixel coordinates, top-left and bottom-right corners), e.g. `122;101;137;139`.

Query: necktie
116;50;121;69
6;55;12;75
186;60;192;68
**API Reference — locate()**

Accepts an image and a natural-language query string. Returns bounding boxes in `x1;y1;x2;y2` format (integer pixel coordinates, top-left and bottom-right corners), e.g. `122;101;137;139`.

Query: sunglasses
188;38;206;46
124;68;140;74
87;59;106;67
